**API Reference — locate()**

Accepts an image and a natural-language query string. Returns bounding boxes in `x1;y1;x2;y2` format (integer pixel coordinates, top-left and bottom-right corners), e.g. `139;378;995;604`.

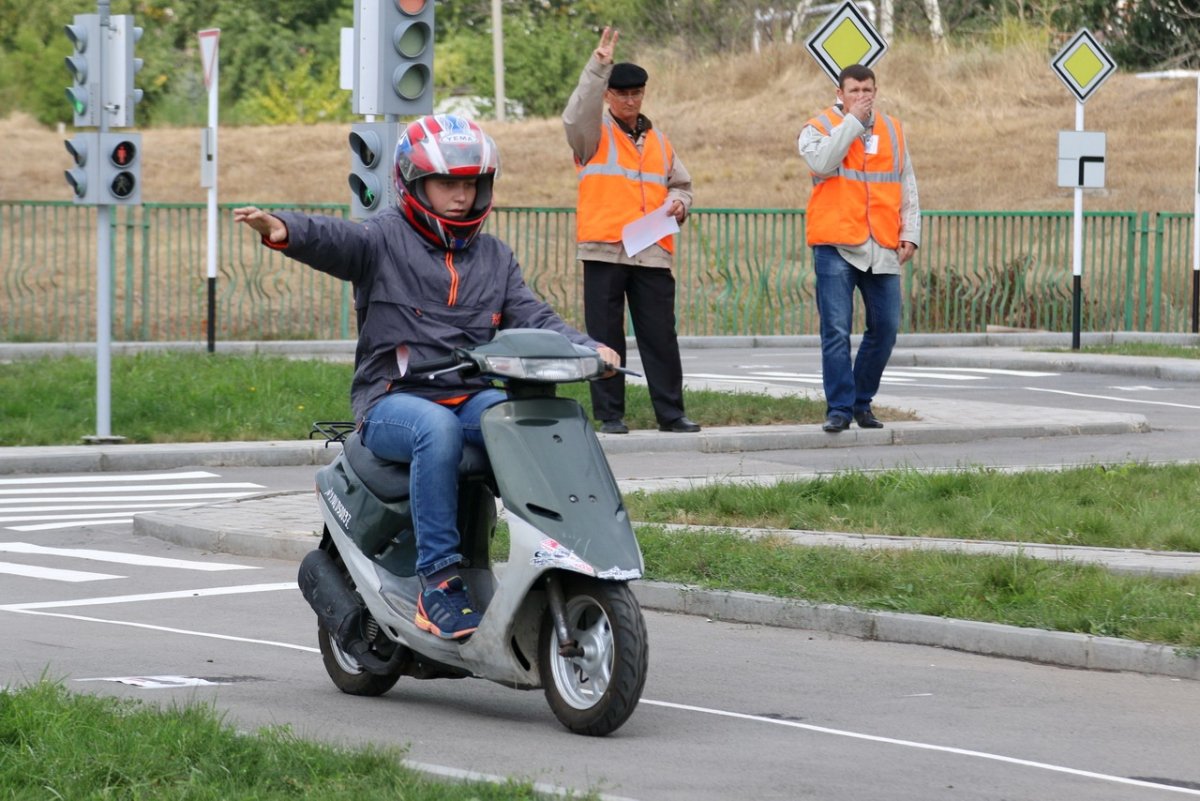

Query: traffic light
99;132;142;204
353;0;434;117
103;15;143;128
64;14;101;127
64;132;100;204
348;121;398;219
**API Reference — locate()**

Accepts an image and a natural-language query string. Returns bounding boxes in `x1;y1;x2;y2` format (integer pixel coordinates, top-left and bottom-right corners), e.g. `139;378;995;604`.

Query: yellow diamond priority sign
805;1;887;85
1051;29;1116;104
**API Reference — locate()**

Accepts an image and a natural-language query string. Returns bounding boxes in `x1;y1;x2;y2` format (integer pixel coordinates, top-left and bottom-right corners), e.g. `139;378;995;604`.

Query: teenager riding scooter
235;115;648;735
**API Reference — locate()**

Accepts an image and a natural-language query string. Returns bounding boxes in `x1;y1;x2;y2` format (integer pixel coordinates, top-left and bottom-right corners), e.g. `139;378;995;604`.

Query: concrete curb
632;582;1200;682
134;492;1200;683
0;411;1151;474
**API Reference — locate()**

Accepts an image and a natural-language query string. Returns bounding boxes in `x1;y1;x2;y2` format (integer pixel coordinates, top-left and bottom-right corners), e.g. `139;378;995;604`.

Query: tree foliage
1;0;1196;128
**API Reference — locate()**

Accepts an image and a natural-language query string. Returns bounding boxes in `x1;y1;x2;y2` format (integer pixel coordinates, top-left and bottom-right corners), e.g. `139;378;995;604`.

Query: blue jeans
361;389;506;578
813;245;900;419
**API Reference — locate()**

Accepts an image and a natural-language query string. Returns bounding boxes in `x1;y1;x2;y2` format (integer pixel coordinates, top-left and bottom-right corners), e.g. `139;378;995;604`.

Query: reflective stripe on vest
806;107;905;249
576;120;675;253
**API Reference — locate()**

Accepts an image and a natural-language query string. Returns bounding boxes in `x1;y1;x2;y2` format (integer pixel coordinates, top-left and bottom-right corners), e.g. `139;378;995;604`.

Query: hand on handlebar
596;345;622;377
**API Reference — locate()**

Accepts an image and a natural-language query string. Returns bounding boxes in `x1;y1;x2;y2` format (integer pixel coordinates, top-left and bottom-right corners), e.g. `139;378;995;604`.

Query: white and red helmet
394;114;499;251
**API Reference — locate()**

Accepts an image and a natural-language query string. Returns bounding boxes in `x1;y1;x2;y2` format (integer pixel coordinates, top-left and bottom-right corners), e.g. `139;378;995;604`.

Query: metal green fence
0;201;1194;342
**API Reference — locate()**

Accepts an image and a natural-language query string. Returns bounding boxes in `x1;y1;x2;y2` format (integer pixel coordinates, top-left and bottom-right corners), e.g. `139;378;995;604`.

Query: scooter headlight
482;355;603;381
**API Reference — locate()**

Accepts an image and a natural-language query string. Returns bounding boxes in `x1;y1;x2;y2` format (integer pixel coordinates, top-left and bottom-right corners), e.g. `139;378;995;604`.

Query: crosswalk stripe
0;471;220;486
0;542;256;571
0;492;259;505
0;483;263;496
0;561;122;582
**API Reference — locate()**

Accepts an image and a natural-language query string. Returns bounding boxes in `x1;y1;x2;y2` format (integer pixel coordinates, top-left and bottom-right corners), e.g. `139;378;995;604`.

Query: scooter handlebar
408;352;474;380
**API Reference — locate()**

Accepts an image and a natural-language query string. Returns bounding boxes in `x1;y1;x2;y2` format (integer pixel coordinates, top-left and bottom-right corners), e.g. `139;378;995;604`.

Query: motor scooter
298;328;649;736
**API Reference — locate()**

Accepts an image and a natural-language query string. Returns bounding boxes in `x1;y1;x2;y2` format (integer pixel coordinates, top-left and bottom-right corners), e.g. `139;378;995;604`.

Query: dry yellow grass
3;38;1195;212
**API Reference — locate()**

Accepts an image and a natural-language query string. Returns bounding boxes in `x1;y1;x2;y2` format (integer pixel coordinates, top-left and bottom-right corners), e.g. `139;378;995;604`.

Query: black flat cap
609;62;648;89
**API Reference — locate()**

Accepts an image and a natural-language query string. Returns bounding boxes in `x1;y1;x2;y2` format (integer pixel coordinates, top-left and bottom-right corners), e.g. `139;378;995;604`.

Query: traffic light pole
90;0;120;443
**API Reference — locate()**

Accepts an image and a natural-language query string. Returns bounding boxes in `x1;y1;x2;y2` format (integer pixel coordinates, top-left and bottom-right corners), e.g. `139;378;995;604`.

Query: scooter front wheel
317;623;403;697
538;577;648;736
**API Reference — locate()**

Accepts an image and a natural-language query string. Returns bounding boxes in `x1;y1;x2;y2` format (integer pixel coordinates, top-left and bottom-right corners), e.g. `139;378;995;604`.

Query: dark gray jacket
273;207;597;422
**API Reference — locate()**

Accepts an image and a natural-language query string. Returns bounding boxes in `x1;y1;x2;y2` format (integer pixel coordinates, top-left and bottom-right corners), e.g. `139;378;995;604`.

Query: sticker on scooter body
532;537;595;575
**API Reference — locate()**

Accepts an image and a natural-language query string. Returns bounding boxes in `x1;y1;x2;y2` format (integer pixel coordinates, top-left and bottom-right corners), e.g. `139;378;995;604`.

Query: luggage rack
310;420;356;446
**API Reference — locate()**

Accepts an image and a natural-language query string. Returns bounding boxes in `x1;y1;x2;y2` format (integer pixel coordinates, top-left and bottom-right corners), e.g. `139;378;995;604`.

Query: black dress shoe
822;414;851;433
854;411;884;429
659;416;701;433
599;419;629;434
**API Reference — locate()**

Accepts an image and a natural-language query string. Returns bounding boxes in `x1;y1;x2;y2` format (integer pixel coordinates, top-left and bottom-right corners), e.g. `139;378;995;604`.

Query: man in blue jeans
798;64;920;432
235;115;617;641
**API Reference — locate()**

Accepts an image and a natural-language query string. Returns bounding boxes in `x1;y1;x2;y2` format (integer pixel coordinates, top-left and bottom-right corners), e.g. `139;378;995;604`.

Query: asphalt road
4;522;1200;801
4;340;1200;799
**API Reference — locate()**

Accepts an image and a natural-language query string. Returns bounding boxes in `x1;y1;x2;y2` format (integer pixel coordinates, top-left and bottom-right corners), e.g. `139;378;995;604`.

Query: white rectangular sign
1057;130;1106;188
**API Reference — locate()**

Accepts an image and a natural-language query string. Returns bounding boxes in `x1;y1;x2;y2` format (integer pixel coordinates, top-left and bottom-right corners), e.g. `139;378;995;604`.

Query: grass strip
0;679;586;800
635;525;1200;650
0;352;833;446
624;463;1200;552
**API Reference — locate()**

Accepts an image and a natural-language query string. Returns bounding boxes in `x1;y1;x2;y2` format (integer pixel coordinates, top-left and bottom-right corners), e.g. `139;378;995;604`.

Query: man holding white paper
563;27;698;434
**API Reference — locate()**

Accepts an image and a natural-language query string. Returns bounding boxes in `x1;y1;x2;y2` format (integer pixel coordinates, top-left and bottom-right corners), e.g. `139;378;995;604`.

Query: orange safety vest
576;119;675;253
805;106;906;249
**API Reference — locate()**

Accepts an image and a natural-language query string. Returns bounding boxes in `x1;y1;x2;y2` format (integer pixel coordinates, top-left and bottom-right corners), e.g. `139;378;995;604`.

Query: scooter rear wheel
538;577;648;736
317;623;403;696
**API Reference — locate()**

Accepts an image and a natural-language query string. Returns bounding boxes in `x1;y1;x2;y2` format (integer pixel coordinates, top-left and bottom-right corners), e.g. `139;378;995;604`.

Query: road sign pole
1072;101;1084;351
199;29;220;352
1193;75;1199;333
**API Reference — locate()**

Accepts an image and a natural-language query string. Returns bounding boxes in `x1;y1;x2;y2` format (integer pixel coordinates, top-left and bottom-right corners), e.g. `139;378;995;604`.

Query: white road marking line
0;510;173;524
876;370;987;381
1;502;218;514
0;471;220;486
0;562;122;582
0;582;297;611
643;700;1200;796
5;609;318;653
899;366;1057;377
0;492;261;505
1026;386;1200;410
0;483;264;496
10;519;133;532
0;542;257;571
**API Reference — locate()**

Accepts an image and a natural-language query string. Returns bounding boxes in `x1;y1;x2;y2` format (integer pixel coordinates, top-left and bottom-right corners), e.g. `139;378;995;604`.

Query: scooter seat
342;432;491;504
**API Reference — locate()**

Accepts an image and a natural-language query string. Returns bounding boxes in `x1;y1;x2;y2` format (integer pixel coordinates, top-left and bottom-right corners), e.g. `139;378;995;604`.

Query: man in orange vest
563;27;699;435
799;63;921;433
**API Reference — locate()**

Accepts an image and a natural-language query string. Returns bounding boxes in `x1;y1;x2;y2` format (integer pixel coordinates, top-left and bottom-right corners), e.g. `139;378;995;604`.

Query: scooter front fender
482;397;642;578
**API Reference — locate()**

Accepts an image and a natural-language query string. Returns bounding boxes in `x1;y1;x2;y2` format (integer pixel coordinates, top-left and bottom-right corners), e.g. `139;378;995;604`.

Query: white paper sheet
621;202;680;258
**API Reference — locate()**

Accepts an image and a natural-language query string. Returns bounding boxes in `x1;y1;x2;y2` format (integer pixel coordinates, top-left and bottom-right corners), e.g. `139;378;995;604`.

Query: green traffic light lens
393;64;430;101
110;171;136;199
394;22;429;58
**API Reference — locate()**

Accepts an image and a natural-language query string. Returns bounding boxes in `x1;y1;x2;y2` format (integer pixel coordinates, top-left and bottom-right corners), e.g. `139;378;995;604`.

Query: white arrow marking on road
0;542;257;571
0;562;121;582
